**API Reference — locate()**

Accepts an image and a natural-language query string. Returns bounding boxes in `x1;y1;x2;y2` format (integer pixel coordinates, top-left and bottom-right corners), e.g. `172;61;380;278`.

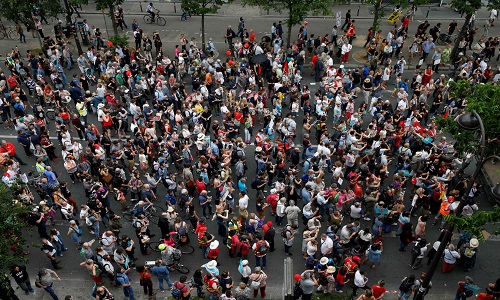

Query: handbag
250;274;262;290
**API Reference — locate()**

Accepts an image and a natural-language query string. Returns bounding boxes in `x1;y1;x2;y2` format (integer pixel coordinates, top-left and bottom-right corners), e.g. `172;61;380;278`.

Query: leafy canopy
436;80;500;156
182;0;227;15
0;0;64;23
0;183;33;271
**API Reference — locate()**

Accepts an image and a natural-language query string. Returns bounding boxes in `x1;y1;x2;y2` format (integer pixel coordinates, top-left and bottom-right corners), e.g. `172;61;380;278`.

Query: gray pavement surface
0;2;499;300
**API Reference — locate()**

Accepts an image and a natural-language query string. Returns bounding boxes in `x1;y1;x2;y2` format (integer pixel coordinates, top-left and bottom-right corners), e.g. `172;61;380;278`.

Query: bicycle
437;32;459;45
0;26;15;40
143;10;166;26
122;202;164;224
149;235;195;254
145;252;190;274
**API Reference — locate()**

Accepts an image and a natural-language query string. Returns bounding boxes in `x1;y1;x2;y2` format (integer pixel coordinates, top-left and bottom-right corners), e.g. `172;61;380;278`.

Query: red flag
443;109;449;119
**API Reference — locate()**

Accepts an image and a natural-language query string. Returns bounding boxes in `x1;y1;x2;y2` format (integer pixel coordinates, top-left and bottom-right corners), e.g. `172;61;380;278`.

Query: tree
350;0;430;32
0;0;63;23
450;0;500;59
73;0;123;36
181;0;229;53
435;80;500;156
445;205;500;241
243;0;331;48
0;183;33;271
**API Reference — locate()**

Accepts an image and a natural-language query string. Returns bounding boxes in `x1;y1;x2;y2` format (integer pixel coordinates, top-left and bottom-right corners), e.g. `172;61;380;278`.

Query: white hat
206;260;217;269
97;103;105;109
167;206;174;213
321;43;326;47
327;266;336;274
469;238;479;248
339;65;344;68
181;189;188;194
255;147;263;152
270;189;276;194
210;240;219;249
65;96;72;101
320;257;329;265
242;260;249;265
246;89;252;93
198;133;205;140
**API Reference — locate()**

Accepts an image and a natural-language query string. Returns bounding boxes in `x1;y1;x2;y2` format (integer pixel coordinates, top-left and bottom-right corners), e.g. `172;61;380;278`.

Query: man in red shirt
0;140;27;165
372;279;387;299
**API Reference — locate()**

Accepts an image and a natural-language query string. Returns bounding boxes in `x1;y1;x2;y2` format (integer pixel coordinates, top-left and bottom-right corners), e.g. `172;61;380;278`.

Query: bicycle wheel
175;264;190;274
157;17;166;26
149;214;159;224
178;244;194;254
8;29;16;40
45;110;56;120
149;240;162;252
143;15;152;24
122;212;135;222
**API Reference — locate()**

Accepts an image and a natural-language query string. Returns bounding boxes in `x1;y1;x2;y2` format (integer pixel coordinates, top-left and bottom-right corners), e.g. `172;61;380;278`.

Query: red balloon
126;71;132;77
228;60;234;66
226;50;232;56
244;43;250;49
294;274;301;282
107;41;114;47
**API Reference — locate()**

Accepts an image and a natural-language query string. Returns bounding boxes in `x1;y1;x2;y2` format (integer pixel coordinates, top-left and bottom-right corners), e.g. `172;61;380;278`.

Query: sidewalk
78;0;493;21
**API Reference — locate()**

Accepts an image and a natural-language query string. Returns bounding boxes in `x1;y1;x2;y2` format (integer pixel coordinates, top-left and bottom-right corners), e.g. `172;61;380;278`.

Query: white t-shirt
238;195;249;209
320;237;333;255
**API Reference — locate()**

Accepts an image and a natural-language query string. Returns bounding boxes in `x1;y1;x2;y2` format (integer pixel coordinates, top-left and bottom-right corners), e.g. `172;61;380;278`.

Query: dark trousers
44;284;59;300
142;279;153;296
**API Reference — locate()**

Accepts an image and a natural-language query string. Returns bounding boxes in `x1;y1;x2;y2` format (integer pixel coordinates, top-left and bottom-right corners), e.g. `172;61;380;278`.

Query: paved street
1;1;500;300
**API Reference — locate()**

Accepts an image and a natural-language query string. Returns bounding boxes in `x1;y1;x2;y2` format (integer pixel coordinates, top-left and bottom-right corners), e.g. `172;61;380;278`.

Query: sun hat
327;266;336;274
210;240;219;250
242;260;249;265
320;257;329;265
167;206;175;213
206;260;217;269
469;238;479;248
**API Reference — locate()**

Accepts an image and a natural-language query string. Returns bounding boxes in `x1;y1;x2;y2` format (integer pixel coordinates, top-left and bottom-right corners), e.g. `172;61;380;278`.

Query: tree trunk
286;7;292;49
109;4;118;36
451;12;472;59
372;0;382;32
201;13;206;54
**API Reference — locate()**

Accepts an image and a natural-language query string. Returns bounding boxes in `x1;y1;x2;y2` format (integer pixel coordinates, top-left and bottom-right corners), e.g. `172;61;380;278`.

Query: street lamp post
414;111;500;299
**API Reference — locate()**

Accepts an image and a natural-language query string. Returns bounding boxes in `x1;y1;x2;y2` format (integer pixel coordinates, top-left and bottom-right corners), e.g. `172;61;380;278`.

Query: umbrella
250;54;268;64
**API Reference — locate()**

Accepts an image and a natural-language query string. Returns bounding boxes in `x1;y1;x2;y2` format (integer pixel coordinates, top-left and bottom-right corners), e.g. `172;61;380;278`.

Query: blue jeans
123;286;135;300
45;284;59;300
398;290;412;300
93;223;100;239
66;57;72;69
255;255;267;268
157;276;172;291
54;240;64;256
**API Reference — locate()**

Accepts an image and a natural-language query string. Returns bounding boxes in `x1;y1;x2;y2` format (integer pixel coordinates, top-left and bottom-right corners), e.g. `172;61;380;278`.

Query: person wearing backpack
115;267;135;300
455;276;475;300
252;235;269;269
397;274;415;300
282;224;296;256
410;239;429;270
136;265;153;297
173;275;192;300
248;266;268;298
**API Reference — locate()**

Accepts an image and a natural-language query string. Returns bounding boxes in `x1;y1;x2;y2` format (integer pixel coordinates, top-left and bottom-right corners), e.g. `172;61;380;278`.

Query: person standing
282;224;297;256
225;25;236;49
10;265;34;295
41;239;62;270
152;259;173;292
15;22;26;43
136;265;153;297
442;244;461;273
252;235;270;269
248;267;267;299
284;200;301;228
300;270;318;300
352;270;370;297
35;268;61;300
0;140;27;165
116;267;135;300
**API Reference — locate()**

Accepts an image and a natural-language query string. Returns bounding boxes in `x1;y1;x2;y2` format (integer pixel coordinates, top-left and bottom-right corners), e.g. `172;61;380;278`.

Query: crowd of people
1;3;500;300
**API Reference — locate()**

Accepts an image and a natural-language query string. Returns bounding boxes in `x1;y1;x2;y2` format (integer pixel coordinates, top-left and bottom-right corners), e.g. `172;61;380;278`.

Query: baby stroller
85;67;97;84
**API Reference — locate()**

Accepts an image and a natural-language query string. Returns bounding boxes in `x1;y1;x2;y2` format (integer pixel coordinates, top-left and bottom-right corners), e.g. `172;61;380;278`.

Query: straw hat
327;266;336;274
320;257;329;265
206;260;217;269
209;240;219;250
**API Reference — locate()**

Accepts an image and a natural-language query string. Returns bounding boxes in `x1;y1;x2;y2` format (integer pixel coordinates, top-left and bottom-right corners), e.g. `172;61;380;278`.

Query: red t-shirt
336;273;346;285
476;293;494;300
372;285;387;298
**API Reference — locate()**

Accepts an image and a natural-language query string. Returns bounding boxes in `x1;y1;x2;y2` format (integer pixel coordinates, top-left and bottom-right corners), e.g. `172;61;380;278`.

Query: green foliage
0;0;64;23
181;0;227;15
243;0;331;47
445;205;500;240
435;80;500;156
109;34;129;48
450;0;500;14
0;183;33;271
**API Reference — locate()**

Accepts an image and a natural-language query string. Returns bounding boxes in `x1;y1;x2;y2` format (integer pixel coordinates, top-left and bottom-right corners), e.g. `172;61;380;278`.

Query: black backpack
399;278;413;293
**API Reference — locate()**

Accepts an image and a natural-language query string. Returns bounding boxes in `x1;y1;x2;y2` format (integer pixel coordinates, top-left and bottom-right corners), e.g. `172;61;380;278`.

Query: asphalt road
2;4;500;300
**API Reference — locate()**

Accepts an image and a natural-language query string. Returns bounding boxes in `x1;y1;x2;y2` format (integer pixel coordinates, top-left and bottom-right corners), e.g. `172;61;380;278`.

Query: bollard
426;8;430;18
357;6;360;16
283;257;294;300
174;3;177;13
140;2;143;12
